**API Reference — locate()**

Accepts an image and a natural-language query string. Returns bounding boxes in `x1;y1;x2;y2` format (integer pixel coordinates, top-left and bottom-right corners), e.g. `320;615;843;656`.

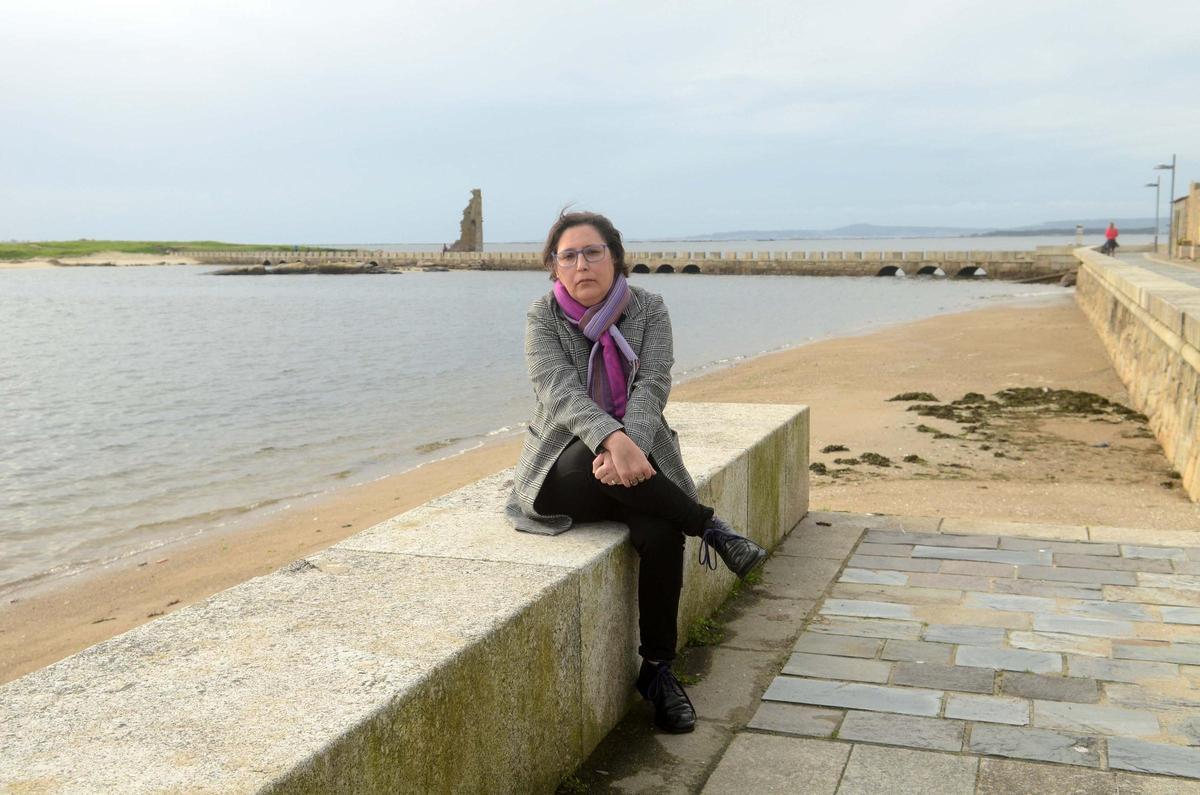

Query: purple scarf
552;275;639;419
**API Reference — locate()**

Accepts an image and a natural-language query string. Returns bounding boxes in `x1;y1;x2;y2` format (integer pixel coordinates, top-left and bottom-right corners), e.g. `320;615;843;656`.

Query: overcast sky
2;1;1197;243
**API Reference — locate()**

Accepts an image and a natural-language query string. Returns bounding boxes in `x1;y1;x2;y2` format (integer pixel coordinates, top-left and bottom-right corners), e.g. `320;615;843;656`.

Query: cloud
1;0;1197;239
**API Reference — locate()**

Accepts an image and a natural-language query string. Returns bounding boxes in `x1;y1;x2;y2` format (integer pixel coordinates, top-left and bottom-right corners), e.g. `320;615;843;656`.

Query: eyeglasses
553;244;608;269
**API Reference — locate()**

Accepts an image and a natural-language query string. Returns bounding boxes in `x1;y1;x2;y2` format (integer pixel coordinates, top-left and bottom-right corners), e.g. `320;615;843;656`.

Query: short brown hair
541;210;628;281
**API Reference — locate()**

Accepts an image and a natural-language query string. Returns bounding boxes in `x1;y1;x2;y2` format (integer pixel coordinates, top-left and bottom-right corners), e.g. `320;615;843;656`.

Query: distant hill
655;223;990;241
977;218;1161;236
651;218;1165;241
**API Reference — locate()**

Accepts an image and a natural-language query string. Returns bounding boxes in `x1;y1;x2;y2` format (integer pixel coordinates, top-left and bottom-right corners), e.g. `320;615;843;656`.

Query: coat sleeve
622;294;674;453
526;304;624;453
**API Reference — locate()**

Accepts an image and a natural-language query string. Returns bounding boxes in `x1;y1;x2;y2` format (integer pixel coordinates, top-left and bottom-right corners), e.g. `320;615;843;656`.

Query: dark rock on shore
210;261;400;276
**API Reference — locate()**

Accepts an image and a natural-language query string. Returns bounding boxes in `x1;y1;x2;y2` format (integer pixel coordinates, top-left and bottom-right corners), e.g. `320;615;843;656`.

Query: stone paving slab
808;616;924;640
944;694;1029;725
832;582;964;606
968;724;1102;767
837;745;979;794
992;578;1104;599
837;710;965;752
880;638;954;664
891;662;994;693
782;653;891;683
736;515;1200;789
1034;700;1160;736
763;677;943;717
792;632;881;658
976;758;1118;793
1000;538;1120;556
924;624;1006;646
700;734;849;794
1009;630;1111;657
999;672;1102;703
1109;737;1200;778
746;702;842;737
846;554;940;572
838;567;909;585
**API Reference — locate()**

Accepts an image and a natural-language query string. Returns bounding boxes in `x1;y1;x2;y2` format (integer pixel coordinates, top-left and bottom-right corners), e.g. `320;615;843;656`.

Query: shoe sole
734;547;768;580
655;720;697;734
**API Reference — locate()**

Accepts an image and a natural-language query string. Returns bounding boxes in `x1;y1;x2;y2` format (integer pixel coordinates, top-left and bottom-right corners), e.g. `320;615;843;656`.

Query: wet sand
3;295;1197;684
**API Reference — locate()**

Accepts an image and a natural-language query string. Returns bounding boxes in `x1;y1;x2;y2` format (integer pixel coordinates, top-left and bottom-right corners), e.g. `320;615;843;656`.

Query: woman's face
555;224;615;307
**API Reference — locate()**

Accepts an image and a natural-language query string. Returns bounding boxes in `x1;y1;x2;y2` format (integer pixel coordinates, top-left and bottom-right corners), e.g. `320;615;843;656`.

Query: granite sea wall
1074;248;1200;501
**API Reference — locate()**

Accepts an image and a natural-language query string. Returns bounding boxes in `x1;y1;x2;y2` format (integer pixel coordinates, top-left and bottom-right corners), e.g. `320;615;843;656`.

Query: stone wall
1073;247;1200;501
0;401;809;793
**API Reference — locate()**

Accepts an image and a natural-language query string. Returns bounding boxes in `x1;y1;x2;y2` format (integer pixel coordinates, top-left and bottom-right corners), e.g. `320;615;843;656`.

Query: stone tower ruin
448;189;483;252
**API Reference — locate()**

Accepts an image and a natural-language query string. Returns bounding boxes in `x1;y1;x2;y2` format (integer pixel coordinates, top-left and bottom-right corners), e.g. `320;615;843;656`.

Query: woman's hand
593;431;656;487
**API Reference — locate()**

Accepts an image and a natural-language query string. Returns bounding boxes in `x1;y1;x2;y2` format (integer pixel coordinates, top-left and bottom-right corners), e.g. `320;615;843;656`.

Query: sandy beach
0;252;202;269
3;295;1197;684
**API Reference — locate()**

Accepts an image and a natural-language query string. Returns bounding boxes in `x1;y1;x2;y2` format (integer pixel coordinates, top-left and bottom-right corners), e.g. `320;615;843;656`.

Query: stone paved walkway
703;511;1200;793
567;511;1200;792
1119;252;1200;286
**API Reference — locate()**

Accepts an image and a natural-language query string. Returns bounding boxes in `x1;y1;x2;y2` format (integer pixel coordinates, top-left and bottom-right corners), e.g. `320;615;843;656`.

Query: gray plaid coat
506;285;698;535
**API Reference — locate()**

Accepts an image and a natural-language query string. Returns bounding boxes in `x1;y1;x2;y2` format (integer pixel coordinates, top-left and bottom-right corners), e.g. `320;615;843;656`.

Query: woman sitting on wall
506;210;768;734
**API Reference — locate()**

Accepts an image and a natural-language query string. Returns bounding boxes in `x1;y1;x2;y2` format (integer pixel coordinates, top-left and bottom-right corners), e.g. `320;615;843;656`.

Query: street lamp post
1145;177;1161;252
1155;154;1177;256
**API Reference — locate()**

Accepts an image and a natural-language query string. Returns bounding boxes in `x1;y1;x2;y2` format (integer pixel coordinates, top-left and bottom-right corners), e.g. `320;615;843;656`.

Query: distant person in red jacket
1102;222;1119;255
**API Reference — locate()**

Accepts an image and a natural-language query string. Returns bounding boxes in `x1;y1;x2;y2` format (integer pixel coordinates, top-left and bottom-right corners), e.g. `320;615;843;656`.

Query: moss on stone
687;617;725;647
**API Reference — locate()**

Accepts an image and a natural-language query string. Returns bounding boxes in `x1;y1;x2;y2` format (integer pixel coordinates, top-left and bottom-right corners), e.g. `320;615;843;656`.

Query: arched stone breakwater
183;246;1081;280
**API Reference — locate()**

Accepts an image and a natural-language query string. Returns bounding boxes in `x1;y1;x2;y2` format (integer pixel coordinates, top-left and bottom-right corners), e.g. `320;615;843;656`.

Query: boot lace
698;528;719;571
645;663;686;702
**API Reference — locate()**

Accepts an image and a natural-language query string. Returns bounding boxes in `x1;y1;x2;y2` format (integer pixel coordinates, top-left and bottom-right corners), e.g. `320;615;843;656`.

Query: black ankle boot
698;517;767;579
636;660;697;734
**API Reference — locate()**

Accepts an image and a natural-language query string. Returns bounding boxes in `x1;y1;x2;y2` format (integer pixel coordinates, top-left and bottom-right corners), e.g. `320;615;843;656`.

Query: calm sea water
0;266;1064;593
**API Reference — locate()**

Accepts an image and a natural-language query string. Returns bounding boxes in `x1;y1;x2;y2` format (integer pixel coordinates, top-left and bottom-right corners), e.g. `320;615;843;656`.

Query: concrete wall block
282;557;584;794
780;408;811;534
0;550;583;793
748;426;787;549
0;402;809;791
676;448;749;643
577;541;640;753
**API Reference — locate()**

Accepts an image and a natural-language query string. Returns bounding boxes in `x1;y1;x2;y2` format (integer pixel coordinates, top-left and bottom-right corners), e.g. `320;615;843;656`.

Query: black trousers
534;438;713;661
